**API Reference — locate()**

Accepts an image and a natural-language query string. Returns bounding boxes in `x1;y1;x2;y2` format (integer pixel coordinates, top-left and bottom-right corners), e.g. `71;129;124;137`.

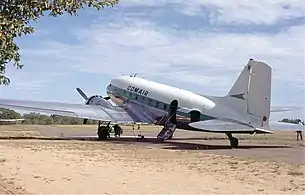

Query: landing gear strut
226;132;239;148
97;121;110;140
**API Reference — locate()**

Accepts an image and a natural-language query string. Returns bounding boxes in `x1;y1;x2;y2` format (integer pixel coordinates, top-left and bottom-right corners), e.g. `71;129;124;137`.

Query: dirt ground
0;124;304;194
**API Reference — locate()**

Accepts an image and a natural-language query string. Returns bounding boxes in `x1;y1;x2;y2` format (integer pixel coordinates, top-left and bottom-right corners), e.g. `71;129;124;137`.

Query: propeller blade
76;88;89;100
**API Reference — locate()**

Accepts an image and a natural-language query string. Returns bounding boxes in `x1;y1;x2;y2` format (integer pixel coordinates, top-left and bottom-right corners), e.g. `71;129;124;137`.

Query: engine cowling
190;110;201;122
86;95;113;109
76;87;113;124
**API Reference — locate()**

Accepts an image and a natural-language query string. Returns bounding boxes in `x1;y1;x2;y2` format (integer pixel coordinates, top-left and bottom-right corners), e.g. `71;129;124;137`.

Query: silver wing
0;119;25;122
0;98;134;123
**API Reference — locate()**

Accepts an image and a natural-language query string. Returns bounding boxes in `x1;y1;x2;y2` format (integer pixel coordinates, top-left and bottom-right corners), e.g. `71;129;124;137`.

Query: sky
0;0;304;121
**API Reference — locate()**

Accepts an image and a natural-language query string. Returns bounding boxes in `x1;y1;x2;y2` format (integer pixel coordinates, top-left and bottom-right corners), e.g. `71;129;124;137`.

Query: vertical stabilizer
226;59;272;129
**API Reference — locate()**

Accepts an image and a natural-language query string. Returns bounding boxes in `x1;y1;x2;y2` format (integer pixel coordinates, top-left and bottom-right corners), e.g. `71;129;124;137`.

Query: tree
0;0;119;85
0;108;21;119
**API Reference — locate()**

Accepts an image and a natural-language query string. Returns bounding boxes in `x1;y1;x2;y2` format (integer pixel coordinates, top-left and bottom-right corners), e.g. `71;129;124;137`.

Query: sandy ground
0;124;304;194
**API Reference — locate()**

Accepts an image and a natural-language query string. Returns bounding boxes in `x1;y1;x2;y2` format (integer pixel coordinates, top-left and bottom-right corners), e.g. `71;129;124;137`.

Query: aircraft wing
0;98;134;123
188;119;273;134
0;119;24;122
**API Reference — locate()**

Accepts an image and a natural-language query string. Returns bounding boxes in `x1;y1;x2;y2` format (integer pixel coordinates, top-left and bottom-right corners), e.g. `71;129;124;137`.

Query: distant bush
0;108;21;119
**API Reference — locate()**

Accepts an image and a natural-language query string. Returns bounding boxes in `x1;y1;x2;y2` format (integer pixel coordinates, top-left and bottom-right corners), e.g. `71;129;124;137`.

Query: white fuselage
106;75;216;119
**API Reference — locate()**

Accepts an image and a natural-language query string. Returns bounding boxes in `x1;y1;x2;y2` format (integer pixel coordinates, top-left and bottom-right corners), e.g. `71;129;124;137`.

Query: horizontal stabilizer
269;121;304;131
270;106;301;112
189;119;273;134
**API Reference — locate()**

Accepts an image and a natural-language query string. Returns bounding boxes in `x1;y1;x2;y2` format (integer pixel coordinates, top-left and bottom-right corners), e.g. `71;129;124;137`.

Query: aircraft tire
97;126;108;140
230;137;239;148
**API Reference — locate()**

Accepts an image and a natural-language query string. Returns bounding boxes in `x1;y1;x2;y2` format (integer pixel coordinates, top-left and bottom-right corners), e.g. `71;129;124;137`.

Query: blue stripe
107;85;215;121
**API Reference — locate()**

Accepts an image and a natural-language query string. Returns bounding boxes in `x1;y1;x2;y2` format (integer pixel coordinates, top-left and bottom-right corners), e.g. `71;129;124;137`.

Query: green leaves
0;108;22;119
0;0;119;85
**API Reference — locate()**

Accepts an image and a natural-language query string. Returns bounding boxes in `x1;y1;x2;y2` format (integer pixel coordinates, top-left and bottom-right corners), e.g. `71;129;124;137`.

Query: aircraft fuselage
106;75;216;130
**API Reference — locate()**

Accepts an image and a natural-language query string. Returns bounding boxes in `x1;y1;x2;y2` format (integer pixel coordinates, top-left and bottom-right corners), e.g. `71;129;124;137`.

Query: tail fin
225;59;272;129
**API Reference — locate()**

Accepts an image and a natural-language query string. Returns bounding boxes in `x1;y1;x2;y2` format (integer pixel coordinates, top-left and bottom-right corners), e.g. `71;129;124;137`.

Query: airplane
0;59;299;148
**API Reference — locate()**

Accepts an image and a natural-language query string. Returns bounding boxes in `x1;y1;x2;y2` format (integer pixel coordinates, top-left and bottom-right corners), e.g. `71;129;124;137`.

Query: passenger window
159;102;163;109
144;98;149;104
156;101;159;108
163;104;167;110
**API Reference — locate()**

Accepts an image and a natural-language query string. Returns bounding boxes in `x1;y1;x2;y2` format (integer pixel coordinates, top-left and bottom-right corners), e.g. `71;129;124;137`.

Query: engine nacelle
190;110;201;122
86;95;113;109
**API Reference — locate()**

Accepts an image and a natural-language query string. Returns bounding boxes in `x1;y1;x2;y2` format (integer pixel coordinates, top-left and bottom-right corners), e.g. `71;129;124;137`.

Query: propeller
76;87;111;124
76;88;89;101
76;88;90;124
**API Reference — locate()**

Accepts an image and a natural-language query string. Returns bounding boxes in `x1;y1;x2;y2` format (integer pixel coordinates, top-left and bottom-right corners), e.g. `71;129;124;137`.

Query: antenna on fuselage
126;73;138;77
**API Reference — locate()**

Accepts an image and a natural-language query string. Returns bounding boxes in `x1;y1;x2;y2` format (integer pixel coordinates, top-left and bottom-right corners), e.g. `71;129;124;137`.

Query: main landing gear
97;121;111;140
226;132;239;148
96;121;123;140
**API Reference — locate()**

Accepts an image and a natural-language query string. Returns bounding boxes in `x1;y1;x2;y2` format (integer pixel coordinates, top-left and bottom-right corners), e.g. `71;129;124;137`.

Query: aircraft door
168;100;178;124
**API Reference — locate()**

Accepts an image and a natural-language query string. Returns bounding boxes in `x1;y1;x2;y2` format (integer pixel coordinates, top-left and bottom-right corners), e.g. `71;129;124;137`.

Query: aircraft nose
106;83;113;96
106;84;111;94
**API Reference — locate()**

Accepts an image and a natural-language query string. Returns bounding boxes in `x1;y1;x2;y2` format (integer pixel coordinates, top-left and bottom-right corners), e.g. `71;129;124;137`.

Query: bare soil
0;124;304;194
